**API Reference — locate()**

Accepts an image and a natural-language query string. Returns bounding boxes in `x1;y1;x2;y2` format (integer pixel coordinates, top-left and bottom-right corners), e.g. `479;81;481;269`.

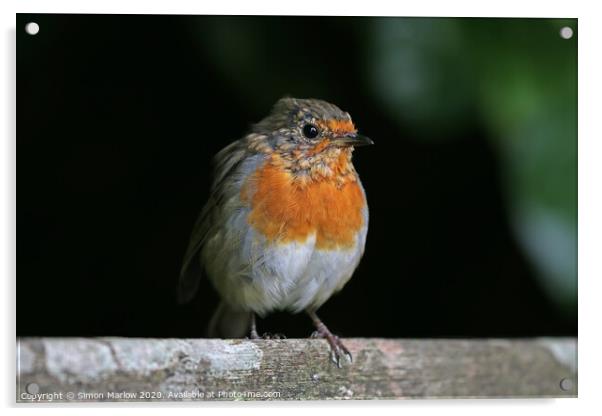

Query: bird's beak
332;133;374;147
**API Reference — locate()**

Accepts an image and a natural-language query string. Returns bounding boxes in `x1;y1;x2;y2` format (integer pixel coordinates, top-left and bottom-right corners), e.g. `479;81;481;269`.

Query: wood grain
17;337;577;401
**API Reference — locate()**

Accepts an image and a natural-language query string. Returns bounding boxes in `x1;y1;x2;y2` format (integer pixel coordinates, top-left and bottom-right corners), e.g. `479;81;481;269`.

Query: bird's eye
302;124;320;139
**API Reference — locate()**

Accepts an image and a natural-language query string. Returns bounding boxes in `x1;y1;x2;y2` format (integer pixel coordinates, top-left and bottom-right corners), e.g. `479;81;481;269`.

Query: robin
178;97;373;366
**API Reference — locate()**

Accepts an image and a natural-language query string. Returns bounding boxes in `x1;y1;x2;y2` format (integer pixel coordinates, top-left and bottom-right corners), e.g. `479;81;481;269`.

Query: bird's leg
306;310;352;367
248;313;286;339
249;312;260;339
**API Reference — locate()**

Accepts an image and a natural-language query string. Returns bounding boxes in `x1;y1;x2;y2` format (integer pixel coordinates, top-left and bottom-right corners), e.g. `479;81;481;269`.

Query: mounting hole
25;22;40;36
560;26;573;40
559;378;574;391
26;382;39;394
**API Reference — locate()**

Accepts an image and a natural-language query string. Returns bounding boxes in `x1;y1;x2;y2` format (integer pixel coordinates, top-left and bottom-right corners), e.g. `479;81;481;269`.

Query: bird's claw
312;331;352;366
329;342;352;367
248;329;286;340
261;332;286;340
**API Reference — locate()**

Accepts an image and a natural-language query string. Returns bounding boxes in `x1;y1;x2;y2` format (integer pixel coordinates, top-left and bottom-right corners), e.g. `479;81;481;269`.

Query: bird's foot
310;328;352;367
247;331;286;340
246;313;286;339
261;332;287;339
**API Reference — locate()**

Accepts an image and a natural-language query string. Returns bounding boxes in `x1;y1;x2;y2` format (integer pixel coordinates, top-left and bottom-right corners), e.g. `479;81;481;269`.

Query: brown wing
176;139;250;304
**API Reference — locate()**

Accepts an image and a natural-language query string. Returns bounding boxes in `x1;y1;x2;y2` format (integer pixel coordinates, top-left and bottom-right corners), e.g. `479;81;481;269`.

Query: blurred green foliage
367;18;577;315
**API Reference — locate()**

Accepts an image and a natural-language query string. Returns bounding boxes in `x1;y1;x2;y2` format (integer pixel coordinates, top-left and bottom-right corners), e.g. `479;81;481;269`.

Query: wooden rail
17;337;577;401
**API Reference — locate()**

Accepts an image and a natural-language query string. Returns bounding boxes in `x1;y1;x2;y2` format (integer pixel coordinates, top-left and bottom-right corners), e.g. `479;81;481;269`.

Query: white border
3;1;601;415
9;0;582;17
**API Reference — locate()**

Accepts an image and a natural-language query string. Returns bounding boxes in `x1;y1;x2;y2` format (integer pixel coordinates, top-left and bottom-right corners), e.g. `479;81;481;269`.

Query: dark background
17;14;577;338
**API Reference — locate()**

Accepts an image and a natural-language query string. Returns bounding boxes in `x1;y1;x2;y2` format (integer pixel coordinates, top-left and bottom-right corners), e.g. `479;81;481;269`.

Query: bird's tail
207;301;251;338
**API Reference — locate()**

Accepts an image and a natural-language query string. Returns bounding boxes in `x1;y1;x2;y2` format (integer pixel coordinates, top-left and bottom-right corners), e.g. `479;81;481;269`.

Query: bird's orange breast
241;159;366;250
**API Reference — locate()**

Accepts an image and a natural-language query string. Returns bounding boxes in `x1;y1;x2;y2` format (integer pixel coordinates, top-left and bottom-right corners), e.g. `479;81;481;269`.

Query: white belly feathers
202;199;368;316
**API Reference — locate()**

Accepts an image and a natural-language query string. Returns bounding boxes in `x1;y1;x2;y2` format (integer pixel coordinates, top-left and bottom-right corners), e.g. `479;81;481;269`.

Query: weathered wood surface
17;337;577;402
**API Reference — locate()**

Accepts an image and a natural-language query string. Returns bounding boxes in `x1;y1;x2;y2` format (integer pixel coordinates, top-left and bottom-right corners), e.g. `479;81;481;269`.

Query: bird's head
248;97;373;182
